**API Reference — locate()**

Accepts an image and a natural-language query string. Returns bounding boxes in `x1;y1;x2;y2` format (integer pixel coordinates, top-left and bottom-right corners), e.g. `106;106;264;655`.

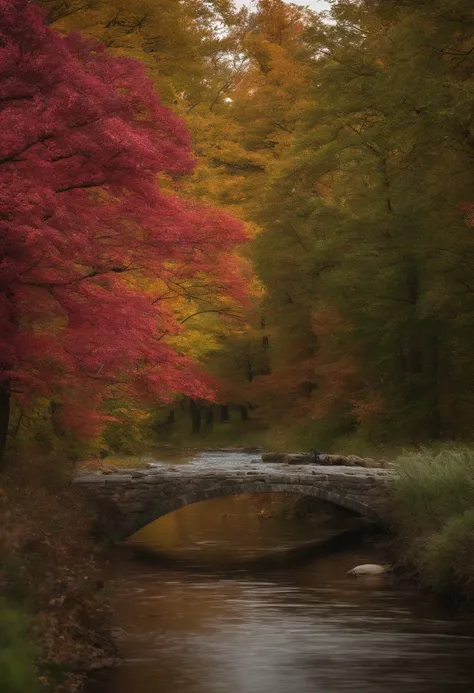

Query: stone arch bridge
75;463;394;540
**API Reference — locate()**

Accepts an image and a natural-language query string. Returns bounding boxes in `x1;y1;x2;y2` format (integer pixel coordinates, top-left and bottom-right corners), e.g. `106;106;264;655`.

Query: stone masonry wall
75;465;394;540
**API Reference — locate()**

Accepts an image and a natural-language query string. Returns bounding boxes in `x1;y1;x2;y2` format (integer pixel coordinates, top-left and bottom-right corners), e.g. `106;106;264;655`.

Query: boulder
262;450;390;468
347;564;388;576
285;453;313;465
261;452;287;463
379;457;393;469
324;454;348;465
346;454;364;464
346;455;378;468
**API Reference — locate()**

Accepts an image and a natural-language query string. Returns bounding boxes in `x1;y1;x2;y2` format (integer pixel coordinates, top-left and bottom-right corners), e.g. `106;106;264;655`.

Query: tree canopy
0;0;247;462
4;0;474;458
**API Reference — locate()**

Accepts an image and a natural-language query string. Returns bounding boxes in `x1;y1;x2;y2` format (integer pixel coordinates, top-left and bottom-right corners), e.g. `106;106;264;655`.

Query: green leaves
252;0;474;444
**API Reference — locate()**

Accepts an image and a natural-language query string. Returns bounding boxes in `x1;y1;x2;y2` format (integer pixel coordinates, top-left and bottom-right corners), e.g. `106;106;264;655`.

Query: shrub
422;509;474;594
392;446;474;596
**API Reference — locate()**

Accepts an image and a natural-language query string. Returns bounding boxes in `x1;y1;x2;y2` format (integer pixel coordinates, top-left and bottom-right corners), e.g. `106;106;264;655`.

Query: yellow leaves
248;275;267;300
189;110;266;158
113;404;149;422
163;290;243;362
180;110;267;217
181;156;250;211
170;327;220;360
46;0;208;105
107;405;152;434
254;0;310;48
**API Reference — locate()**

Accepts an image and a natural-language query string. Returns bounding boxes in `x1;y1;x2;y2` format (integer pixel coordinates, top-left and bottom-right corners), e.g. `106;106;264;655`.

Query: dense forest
3;0;474;465
4;2;474;690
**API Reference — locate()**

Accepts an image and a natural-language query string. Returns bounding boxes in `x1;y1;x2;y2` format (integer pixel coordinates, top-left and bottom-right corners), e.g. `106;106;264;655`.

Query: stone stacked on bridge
75;462;394;541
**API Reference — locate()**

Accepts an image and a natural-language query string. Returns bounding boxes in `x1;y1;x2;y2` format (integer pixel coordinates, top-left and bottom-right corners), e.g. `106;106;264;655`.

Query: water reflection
106;491;474;693
126;494;362;565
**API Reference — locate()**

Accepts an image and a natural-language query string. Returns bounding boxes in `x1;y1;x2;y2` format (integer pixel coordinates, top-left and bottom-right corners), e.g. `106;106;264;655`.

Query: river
103;450;474;693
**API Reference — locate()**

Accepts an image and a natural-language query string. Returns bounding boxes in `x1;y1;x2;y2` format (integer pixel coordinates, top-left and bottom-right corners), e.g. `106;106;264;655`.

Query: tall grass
392;447;474;596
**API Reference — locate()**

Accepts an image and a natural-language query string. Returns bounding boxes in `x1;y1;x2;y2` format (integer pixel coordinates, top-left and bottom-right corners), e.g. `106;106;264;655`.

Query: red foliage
0;0;247;435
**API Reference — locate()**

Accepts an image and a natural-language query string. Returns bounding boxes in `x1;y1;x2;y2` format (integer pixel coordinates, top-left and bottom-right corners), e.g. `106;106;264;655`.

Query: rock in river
347;564;388;577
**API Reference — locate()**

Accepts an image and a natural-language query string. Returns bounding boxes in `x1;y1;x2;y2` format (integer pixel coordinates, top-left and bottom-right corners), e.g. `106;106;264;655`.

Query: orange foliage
311;307;383;424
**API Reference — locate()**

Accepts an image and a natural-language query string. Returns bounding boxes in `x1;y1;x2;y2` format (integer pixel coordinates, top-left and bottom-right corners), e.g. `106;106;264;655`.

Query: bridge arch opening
115;482;380;542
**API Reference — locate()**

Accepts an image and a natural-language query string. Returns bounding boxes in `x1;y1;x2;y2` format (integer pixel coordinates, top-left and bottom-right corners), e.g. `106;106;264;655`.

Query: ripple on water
106;552;474;693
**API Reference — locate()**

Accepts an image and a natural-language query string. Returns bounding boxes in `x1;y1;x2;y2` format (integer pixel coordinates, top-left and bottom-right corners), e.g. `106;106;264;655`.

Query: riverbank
0;464;117;693
267;445;474;602
390;447;474;600
259;443;474;602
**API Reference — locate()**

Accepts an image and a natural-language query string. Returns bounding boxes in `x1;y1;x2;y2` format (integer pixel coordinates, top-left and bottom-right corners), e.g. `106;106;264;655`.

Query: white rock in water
347;564;388;576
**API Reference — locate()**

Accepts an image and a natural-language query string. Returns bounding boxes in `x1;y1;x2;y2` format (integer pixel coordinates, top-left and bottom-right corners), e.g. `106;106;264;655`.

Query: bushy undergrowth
0;463;115;692
392;447;474;597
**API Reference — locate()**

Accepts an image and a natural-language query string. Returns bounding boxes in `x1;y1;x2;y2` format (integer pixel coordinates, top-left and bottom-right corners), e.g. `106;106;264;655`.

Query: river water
104;450;474;693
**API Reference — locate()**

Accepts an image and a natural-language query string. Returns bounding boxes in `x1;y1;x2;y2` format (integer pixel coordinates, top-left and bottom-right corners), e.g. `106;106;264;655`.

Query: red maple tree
0;0;247;463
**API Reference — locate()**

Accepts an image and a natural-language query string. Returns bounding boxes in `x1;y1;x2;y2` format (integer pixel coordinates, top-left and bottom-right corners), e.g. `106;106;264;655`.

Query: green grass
392;446;474;596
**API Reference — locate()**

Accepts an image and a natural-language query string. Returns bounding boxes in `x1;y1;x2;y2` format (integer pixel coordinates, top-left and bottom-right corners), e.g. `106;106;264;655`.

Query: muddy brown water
104;451;474;693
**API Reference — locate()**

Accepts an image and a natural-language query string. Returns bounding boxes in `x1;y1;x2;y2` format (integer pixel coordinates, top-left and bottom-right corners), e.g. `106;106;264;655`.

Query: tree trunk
167;409;175;425
190;399;201;435
220;404;229;423
240;405;249;422
0;381;11;470
205;405;214;426
50;400;65;437
425;330;442;439
246;358;253;383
